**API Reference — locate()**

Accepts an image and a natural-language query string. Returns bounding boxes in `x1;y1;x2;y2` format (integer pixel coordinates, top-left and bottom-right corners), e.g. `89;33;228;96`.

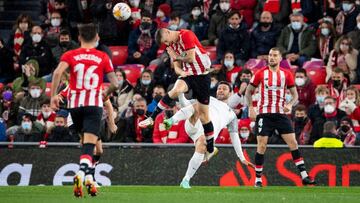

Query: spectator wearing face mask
276;12;317;67
348;14;360;51
327;68;349;102
326;36;358;83
221;51;242;85
209;73;220;98
6;112;44;142
293;104;312;145
308;85;330;125
134;69;155;104
166;0;198;18
48;110;75;142
12;59;46;100
127;10;159;66
337;117;357;146
217;10;250;66
43;11;67;47
233;69;253;94
314;121;343;148
19;25;54;78
147;85;166;114
203;0;232;46
295;68;316;108
238;118;256;144
187;5;209;41
121;97;153;142
339;85;359;116
309;96;346;144
153;104;189;143
51;29;79;64
113;69;134;114
254;0;291;28
0;87;17;128
17;79;48;123
250;11;281;60
315;20;337;64
335;0;359;35
154;3;172;29
167;11;189;31
36;98;56;138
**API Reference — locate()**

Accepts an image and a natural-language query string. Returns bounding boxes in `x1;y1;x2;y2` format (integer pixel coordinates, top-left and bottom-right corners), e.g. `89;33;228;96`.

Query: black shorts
69;106;103;136
255;113;294;137
179;74;210;105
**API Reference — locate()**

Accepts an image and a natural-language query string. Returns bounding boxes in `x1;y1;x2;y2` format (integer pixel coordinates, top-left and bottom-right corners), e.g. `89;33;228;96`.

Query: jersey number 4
74;63;99;89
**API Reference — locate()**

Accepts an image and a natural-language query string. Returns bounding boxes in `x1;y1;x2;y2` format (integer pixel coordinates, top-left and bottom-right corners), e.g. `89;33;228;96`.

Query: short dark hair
141;10;152;19
270;47;282;55
59;29;70;37
239;69;253;77
324;96;336;102
41;97;51;106
218;81;233;92
294;104;307;112
295;68;307;77
170;11;181;20
227;10;241;20
115;68;127;80
155;28;164;45
78;23;98;43
333;67;344;74
323;121;336;134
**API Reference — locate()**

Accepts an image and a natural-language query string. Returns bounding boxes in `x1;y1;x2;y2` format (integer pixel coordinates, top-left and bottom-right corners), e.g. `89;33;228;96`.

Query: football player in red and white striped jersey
139;28;216;154
245;47;315;187
50;23;118;197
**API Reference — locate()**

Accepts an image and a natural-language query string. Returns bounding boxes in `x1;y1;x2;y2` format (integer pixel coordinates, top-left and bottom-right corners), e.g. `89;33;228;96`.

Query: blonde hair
315;85;330;95
346;85;360;105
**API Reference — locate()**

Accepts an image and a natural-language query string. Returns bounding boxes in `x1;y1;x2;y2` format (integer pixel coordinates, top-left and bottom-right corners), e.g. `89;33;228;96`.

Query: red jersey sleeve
102;53;114;74
60;51;72;66
250;69;262;87
286;70;295;88
181;30;196;50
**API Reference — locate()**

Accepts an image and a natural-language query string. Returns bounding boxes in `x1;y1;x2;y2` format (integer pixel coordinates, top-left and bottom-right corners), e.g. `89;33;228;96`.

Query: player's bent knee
195;136;207;153
257;143;267;153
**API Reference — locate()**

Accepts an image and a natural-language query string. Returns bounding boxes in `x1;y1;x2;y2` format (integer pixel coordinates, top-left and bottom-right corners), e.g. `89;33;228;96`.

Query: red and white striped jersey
169;29;211;75
60;48;114;108
250;66;295;114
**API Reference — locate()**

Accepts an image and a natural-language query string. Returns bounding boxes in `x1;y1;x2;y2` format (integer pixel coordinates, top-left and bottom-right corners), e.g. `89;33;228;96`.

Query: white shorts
185;119;221;143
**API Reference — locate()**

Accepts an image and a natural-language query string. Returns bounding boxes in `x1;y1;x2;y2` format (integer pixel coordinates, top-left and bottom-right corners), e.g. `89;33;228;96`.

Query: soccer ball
112;3;131;21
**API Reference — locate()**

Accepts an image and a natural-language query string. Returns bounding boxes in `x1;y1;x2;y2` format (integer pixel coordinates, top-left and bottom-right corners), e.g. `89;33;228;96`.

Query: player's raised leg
281;133;316;185
139;79;188;127
254;135;268;187
198;103;215;153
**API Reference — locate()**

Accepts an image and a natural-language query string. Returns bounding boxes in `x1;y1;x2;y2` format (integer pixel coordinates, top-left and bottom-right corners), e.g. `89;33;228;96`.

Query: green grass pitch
1;186;359;203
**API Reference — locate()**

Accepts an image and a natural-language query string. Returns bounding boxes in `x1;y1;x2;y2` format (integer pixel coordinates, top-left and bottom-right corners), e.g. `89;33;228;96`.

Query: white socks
184;152;205;181
172;105;195;123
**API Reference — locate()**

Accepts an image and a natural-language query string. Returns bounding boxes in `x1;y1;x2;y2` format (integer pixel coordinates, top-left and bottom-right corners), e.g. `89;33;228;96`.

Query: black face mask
59;41;70;48
135;109;145;116
259;22;271;28
141;22;151;30
333;80;341;87
52;126;68;134
165;110;174;118
154;94;163;102
340;125;350;133
241;78;250;84
295;117;306;123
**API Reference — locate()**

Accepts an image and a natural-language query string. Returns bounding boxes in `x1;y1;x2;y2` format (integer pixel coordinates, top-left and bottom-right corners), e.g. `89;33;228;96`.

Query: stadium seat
302;60;324;70
0;83;4;91
157;44;166;57
147;64;158;72
307;66;326;85
117;64;145;86
45;83;52;97
243;59;266;70
109;46;128;66
204;46;217;61
353;84;360;90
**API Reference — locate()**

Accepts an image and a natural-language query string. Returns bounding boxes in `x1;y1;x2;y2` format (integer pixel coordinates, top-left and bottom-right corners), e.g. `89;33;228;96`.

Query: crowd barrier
0;143;359;186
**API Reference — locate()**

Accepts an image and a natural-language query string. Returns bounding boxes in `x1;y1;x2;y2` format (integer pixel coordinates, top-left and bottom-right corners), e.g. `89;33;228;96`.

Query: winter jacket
250;23;281;58
187;15;209;41
217;22;251;62
208;8;231;44
51;40;79;64
276;24;316;58
296;79;316;108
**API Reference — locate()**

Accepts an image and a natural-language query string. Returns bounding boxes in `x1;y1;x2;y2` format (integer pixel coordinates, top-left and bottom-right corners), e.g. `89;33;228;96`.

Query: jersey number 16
74;63;99;89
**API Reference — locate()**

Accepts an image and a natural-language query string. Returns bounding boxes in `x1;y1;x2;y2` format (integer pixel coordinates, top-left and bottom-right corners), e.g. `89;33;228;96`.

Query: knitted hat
158;4;171;17
2;90;13;101
238;118;251;130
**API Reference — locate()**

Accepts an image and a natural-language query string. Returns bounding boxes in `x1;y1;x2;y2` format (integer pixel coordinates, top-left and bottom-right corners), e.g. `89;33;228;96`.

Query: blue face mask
291;22;302;30
224;60;234;69
168;24;178;31
141;79;151;86
342;3;353;12
316;95;325;104
285;94;292;103
21;121;32;131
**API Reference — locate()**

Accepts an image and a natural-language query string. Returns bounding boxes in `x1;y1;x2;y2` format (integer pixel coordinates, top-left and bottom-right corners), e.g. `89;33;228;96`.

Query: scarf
13;28;24;59
263;0;281;14
319;36;330;60
137;28;152;53
291;0;301;13
203;0;212;19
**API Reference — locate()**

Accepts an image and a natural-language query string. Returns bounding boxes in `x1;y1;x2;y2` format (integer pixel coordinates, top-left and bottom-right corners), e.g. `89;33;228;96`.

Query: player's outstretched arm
50;61;69;110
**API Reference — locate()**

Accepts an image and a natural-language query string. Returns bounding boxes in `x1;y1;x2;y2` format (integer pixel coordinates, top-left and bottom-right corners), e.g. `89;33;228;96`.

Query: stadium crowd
0;0;360;147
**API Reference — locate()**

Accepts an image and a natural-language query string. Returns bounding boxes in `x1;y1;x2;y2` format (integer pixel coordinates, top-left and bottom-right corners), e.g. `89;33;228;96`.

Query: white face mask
285;94;292;103
42;111;52;119
348;98;356;103
51;19;61;27
32;34;42;43
192;9;201;17
30;89;41;98
168;24;178;31
295;78;305;86
240;132;249;138
321;28;330;36
224;59;234;68
141;79;151;86
130;0;140;8
131;12;141;20
219;2;230;12
342;3;353;12
357;23;360;30
210;82;217;89
340;44;349;52
324;104;335;114
291;22;302;30
156;10;164;18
